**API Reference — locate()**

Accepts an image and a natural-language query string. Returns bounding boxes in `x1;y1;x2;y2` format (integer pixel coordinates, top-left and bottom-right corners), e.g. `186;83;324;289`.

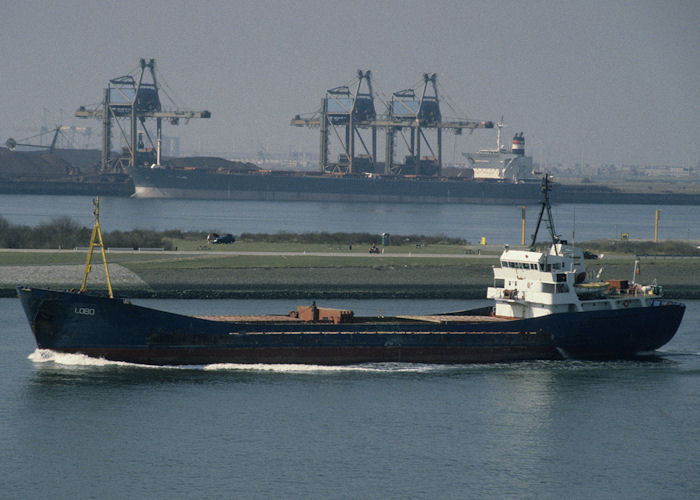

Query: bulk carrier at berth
129;126;546;205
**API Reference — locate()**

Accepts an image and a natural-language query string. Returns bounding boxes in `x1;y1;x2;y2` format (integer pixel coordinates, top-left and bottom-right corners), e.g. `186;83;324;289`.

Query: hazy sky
1;0;698;166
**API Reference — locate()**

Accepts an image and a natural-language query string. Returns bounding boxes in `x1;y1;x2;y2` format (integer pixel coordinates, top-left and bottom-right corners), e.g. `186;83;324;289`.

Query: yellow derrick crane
80;196;113;299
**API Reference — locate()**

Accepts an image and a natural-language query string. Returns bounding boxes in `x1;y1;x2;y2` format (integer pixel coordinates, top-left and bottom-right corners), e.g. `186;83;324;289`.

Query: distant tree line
236;232;468;246
5;214;699;254
0;216;175;250
4;215;699;254
0;216;468;249
582;239;700;256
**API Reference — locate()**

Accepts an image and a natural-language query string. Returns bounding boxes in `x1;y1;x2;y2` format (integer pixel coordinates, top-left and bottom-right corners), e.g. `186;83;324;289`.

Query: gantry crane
383;73;442;175
291;70;377;174
75;58;210;171
292;71;494;176
377;73;494;176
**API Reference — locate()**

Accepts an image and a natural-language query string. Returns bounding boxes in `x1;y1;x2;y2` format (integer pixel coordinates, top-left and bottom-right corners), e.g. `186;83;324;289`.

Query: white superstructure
486;175;663;319
463;123;537;182
487;242;662;319
466;149;535;182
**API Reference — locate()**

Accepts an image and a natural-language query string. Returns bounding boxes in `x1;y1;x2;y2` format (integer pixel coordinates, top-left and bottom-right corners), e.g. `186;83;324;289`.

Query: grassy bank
2;245;700;299
0;215;468;252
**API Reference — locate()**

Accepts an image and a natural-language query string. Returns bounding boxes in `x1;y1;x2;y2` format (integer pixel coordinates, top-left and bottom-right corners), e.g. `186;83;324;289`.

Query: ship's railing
605;285;663;298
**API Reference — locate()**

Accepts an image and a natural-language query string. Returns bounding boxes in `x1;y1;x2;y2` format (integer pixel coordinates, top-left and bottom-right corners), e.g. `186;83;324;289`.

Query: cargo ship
127;130;700;205
17;177;685;365
128;164;544;205
128;161;700;205
128;129;547;204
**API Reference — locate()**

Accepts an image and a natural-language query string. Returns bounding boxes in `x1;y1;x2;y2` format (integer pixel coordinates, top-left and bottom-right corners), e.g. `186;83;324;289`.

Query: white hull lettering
75;307;96;316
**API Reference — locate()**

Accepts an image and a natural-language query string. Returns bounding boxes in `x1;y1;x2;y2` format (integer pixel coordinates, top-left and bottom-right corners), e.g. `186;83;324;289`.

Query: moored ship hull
128;166;700;205
17;287;685;366
129;167;545;205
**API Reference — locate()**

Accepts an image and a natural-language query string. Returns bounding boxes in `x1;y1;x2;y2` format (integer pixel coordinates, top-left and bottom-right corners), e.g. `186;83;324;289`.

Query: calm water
1;297;698;499
1;194;700;243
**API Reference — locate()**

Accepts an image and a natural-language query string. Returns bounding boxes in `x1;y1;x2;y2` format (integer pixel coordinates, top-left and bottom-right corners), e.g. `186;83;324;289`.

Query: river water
1;194;700;243
1;195;699;497
1;297;699;499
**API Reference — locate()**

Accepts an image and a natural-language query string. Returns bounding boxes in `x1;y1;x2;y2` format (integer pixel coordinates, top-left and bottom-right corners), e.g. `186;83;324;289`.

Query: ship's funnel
512;132;525;156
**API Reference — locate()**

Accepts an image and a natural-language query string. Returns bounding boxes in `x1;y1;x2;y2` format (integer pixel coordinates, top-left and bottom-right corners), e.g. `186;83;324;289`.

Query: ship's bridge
490;244;586;318
498;244;585;274
499;249;545;271
497;249;570;274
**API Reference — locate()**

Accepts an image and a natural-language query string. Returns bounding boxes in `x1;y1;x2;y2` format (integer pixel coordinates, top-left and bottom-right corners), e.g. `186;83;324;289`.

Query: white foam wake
203;362;447;374
27;349;465;373
27;349;165;369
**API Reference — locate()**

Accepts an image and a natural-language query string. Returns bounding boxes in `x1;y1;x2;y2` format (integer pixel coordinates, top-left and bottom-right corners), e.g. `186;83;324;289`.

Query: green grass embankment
122;254;496;299
2;244;700;299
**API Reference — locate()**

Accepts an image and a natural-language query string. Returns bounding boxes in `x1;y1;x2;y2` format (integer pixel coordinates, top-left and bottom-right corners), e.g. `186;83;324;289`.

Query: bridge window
542;283;569;293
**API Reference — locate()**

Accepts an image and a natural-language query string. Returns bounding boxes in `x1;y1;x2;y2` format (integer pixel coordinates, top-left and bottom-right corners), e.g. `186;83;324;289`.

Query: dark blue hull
17;287;685;365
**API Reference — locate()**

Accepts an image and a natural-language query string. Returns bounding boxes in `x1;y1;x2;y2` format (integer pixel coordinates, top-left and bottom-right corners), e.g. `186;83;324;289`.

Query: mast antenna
529;174;560;251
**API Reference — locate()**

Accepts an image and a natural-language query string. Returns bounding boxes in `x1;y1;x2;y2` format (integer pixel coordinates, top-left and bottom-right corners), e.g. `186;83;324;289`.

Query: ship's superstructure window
502;261;541;269
543;263;565;271
541;283;569;294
